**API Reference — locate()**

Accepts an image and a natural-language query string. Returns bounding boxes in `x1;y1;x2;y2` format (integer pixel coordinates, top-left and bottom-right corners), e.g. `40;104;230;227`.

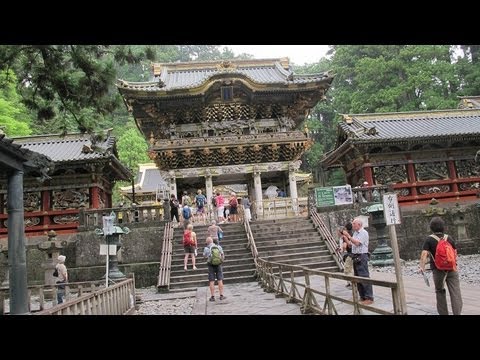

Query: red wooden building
0;132;131;237
321;103;480;206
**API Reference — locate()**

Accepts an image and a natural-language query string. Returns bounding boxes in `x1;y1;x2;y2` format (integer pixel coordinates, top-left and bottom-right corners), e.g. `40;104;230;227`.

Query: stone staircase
250;217;340;272
169;222;256;291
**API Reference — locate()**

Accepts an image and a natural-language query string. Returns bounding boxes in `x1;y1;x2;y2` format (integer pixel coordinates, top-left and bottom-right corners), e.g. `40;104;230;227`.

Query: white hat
363;181;369;185
58;255;66;263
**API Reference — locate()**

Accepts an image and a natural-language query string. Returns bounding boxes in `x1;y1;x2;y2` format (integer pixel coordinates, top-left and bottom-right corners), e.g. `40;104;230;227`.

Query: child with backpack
419;216;462;315
203;236;225;301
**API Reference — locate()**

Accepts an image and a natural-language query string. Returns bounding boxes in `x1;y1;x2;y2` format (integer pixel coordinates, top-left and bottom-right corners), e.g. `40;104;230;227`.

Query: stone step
168;274;256;290
260;251;333;263
252;231;319;242
256;241;326;252
169;269;256;287
171;255;255;272
256;244;327;256
171;250;253;263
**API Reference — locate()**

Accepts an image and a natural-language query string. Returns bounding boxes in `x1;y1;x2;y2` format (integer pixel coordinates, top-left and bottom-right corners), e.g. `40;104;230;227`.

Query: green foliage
116;127;150;170
330;45;458;114
0;69;32;136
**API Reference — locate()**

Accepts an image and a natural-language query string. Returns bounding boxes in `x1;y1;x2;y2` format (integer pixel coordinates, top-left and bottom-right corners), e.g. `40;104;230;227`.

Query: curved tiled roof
0;133;29;160
117;58;331;92
12;133;116;162
338;109;480;142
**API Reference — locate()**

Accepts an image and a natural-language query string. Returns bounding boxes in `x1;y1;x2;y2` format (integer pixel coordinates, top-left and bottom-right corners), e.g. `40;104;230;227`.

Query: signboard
315;185;353;207
100;244;117;255
102;215;115;236
383;192;401;225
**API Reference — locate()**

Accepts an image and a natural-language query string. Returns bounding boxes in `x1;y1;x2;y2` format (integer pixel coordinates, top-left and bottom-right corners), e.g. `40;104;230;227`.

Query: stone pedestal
368;204;394;267
37;230;66;286
0;246;9;287
105;233;126;281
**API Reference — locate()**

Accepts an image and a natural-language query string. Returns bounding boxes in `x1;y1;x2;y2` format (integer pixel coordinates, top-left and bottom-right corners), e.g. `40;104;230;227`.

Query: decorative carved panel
24;192;41;212
415;162;448;181
373;165;408;184
418;185;450;195
53;215;79;224
52;189;89;209
395;188;411;197
3;217;40;228
459;182;480;191
456;159;480;178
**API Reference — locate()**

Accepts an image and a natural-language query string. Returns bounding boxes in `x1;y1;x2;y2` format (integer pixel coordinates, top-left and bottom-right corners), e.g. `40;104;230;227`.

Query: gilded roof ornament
217;61;237;71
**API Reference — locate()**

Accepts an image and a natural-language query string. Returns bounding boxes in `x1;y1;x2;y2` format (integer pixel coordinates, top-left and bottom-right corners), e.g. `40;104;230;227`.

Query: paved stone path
136;270;480;315
191;282;301;315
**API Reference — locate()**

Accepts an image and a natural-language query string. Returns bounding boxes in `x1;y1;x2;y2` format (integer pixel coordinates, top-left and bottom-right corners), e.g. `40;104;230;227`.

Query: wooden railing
79;204;164;230
256;258;404;315
243;216;405;315
1;279;107;314
244;219;259;267
35;277;136;315
309;209;344;271
157;222;174;291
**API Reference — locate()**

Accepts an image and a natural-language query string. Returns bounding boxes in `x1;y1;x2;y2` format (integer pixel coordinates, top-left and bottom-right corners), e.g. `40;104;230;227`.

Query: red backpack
183;231;195;247
431;234;457;271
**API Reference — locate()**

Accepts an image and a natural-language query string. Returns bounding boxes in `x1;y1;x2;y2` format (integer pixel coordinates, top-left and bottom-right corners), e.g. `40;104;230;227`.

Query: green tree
0;69;32;136
330;45;458;114
0;45;156;133
116;127;150;170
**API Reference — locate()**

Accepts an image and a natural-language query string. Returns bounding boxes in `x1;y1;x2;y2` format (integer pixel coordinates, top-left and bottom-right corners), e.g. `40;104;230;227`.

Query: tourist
55;255;68;304
342;217;373;305
203;236;225;301
419;216;462;315
183;223;198;270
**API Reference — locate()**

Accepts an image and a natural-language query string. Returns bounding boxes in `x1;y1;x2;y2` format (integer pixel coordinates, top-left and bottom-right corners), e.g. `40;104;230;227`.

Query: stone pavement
191;281;301;315
190;271;480;315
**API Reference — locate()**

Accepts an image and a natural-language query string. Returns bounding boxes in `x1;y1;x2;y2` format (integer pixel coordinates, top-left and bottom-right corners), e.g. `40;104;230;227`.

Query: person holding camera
342;217;374;305
339;222;354;287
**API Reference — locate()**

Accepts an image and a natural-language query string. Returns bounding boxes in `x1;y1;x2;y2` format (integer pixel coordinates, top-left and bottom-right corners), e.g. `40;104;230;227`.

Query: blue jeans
56;281;65;304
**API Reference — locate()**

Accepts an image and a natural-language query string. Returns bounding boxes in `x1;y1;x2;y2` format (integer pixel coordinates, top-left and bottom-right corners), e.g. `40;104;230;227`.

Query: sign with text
315;185;353;207
383;192;401;225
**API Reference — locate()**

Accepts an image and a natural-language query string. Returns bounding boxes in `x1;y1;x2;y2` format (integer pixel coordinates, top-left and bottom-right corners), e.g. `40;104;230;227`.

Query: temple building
321;98;480;206
119;163;169;204
0;132;131;237
117;58;333;214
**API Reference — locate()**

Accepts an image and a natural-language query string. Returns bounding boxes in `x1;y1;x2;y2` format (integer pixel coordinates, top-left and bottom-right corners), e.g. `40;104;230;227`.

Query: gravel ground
134;288;196;315
371;254;480;286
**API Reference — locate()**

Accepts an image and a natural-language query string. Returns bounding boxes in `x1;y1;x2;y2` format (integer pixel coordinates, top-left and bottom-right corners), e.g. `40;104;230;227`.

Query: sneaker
360;299;374;305
184;266;187;271
219;295;225;300
209;296;215;302
193;266;198;270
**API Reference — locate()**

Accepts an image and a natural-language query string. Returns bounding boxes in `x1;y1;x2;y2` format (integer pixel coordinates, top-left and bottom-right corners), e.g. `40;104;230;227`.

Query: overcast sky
223;45;330;65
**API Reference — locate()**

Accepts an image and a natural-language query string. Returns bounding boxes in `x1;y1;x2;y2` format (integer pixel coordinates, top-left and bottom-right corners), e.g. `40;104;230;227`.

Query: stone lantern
95;213;130;283
365;203;394;266
37;230;66;286
0;243;9;287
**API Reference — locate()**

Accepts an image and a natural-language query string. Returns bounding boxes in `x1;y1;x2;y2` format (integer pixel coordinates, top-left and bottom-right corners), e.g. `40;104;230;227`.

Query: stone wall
317;202;480;261
0;222;165;288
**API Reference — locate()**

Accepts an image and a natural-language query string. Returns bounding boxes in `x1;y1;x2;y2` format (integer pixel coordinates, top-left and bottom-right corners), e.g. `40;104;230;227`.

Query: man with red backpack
419;216;463;315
